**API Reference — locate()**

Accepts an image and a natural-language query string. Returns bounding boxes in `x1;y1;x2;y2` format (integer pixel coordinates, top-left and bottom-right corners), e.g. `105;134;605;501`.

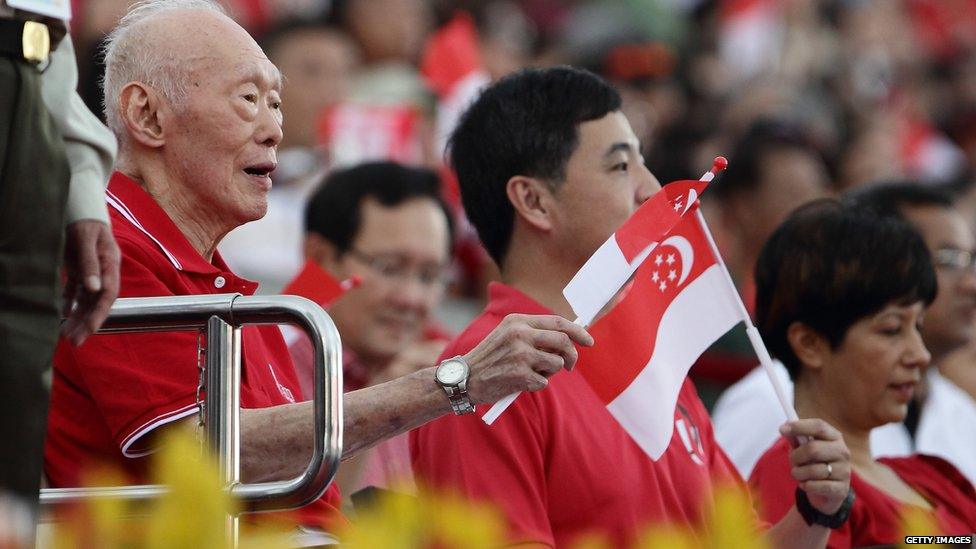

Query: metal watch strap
795;487;855;529
442;383;475;415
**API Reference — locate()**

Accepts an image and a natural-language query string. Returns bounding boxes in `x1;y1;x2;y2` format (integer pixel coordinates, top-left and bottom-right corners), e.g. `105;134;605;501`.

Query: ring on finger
825;462;833;480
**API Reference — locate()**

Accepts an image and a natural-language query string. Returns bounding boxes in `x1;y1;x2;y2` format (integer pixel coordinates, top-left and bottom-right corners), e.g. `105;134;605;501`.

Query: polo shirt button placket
214;275;226;289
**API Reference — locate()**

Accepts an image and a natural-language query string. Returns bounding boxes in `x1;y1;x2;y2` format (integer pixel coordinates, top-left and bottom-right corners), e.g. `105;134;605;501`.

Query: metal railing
39;294;343;542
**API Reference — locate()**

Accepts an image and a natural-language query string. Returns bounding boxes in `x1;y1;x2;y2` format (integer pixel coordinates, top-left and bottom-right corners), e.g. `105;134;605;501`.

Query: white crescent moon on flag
661;235;693;285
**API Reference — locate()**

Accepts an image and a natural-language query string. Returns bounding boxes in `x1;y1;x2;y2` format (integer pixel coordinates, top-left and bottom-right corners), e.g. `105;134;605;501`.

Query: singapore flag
576;211;744;460
482;177;715;426
563;178;708;327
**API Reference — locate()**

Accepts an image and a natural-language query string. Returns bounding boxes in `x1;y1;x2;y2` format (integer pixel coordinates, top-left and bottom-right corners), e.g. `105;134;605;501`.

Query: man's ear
506;175;555;232
118;82;167;148
786;321;830;371
304;233;341;271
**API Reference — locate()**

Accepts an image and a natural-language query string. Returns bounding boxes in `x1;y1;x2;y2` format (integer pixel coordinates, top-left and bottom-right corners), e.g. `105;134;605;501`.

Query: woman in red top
748;199;976;547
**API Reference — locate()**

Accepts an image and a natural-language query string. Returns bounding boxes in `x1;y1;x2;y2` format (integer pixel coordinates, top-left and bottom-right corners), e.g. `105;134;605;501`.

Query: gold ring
825;462;833;480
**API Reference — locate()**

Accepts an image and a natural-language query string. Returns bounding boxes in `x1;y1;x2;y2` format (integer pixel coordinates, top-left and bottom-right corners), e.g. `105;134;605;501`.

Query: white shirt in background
916;368;976;486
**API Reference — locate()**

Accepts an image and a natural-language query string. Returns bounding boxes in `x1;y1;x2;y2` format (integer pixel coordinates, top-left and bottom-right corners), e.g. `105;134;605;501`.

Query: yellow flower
47;429;291;548
634;483;768;549
899;506;938;549
337;484;506;548
145;430;238;549
704;484;768;549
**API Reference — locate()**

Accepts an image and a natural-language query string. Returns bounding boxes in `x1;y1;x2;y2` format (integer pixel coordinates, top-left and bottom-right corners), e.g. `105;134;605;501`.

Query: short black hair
304;161;455;254
755;199;937;380
843;180;955;220
448;66;622;266
713;118;823;200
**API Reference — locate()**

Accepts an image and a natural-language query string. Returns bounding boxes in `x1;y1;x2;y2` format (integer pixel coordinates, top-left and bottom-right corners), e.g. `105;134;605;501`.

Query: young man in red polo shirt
410;67;854;548
44;1;591;541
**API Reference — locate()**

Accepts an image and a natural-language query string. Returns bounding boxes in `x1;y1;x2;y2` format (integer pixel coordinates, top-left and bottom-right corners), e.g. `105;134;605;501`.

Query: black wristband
795;487;854;529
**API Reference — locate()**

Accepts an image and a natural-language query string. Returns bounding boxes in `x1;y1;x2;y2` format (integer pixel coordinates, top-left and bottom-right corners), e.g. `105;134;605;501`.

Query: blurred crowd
50;0;976;411
61;0;976;293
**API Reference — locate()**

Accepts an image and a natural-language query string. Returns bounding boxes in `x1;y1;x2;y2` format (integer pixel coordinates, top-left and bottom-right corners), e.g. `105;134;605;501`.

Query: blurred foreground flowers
341;483;770;549
43;436;937;548
46;441;773;549
46;430;290;549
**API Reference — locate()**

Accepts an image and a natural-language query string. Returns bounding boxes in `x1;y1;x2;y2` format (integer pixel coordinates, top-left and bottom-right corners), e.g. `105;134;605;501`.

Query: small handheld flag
481;159;725;425
282;260;360;307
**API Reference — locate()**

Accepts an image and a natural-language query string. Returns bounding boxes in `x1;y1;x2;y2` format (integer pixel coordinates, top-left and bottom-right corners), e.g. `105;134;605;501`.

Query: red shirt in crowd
750;438;976;548
410;282;761;547
44;172;343;529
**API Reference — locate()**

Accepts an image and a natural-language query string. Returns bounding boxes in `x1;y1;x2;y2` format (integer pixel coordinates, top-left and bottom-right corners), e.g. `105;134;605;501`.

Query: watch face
437;360;466;385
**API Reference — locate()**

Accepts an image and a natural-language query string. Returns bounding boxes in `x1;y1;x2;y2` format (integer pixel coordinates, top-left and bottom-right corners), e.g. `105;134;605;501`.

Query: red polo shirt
45;172;342;528
410;283;761;547
751;438;976;548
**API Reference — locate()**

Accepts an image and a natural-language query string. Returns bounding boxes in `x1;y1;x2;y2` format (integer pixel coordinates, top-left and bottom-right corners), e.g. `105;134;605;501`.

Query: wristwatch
434;355;475;415
795;488;855;529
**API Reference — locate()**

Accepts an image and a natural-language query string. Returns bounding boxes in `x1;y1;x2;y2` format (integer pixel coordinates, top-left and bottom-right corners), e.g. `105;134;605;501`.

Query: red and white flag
563;178;708;327
482;160;728;425
280;261;359;351
420;11;491;156
281;260;355;307
317;103;425;168
577;211;744;459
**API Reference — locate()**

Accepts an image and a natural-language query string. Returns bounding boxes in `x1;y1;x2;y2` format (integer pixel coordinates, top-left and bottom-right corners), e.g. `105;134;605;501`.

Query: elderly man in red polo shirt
43;0;590;539
411;67;854;548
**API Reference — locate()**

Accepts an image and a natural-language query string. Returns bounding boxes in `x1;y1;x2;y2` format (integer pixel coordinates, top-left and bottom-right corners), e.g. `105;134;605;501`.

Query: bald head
103;0;279;146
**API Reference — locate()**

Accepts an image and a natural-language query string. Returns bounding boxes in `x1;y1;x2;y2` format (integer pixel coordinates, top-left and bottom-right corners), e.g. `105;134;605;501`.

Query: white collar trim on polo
106;189;184;271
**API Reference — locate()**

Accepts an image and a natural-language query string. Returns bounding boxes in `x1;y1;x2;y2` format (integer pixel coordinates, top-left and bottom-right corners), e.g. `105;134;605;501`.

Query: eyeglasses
933;248;976;273
345;248;450;289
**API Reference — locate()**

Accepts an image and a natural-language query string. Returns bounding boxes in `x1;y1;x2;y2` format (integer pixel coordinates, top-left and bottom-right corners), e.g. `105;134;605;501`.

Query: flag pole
483;159;727;426
691;205;799;423
481;316;585;425
689;157;796;421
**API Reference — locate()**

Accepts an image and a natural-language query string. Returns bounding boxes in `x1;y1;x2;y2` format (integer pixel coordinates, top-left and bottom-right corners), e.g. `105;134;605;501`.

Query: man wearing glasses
295;161;455;502
847;182;976;486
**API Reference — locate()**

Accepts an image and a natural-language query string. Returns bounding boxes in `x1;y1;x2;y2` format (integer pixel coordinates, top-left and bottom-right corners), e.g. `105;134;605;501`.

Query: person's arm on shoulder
40;35;117;225
40;35;120;345
239;314;592;482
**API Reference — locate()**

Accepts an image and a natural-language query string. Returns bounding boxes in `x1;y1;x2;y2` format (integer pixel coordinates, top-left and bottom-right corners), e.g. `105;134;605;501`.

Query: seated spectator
695;119;832;391
413;66;852;548
847;182;976;485
715;182;976;480
749;199;976;547
290;161;455;501
43;0;591;541
710;118;832;314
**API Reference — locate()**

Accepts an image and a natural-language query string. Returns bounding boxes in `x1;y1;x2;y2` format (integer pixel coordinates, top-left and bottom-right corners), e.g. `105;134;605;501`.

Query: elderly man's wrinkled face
163;12;283;227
